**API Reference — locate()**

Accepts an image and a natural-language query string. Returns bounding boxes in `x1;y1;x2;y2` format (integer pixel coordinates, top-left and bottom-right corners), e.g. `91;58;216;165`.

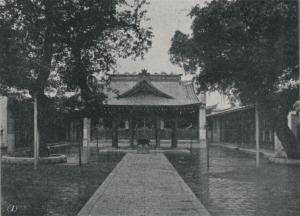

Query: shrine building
79;71;207;149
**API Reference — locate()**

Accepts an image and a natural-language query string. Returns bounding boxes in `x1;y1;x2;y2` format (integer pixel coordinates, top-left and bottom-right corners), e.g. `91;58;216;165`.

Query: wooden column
155;117;160;148
129;116;134;148
112;116;118;148
171;115;178;148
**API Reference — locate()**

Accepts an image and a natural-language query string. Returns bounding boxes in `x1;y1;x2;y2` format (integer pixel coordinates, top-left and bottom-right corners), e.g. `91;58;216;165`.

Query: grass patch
1;151;125;216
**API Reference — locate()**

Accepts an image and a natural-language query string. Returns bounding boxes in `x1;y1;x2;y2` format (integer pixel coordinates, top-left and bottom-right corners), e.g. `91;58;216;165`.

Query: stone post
0;96;8;149
198;104;207;148
197;92;208;172
83;118;91;147
7;111;15;154
274;133;287;158
82;118;91;163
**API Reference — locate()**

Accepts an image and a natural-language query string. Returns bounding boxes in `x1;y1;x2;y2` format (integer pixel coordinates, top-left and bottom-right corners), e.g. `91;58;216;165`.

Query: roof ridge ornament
139;69;149;76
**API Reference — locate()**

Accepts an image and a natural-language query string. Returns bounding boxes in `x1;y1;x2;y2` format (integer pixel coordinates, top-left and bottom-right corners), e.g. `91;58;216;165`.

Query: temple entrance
134;117;155;142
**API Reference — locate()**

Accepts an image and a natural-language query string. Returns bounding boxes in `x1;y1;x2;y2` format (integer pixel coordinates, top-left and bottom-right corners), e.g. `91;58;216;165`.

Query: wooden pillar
155;117;160;148
112;116;118;148
129;116;134;148
171;115;178;148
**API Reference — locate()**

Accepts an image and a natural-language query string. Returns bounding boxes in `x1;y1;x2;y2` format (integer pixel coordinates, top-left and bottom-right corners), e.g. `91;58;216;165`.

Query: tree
54;0;153;106
52;0;152;164
0;0;152;167
0;0;65;169
169;0;299;158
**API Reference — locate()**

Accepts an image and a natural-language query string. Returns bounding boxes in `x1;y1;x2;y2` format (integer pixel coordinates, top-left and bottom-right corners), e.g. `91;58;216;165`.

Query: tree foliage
169;0;299;158
0;0;153;152
0;0;62;95
54;0;153;103
0;0;152;98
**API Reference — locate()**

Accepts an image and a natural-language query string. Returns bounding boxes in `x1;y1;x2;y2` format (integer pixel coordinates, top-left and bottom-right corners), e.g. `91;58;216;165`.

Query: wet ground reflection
166;146;300;216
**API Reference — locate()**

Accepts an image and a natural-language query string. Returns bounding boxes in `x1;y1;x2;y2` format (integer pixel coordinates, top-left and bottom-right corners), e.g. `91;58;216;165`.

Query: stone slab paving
77;153;211;216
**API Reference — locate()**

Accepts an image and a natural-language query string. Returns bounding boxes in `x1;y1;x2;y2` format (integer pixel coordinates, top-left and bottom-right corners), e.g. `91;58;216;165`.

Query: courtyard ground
2;144;300;216
76;152;210;216
1;148;124;216
165;145;300;216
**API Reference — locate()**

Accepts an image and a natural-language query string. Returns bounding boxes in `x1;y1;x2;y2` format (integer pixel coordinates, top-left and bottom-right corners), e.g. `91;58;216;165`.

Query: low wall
1;154;67;164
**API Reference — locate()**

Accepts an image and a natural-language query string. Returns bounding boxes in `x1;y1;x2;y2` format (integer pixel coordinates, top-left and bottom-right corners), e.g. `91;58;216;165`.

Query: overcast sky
116;0;206;74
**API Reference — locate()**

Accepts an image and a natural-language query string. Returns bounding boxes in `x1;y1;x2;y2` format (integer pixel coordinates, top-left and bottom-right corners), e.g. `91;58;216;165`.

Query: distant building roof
104;72;203;107
206;104;255;117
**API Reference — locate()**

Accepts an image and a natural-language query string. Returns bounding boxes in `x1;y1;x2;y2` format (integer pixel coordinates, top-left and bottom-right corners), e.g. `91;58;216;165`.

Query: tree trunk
72;46;91;104
33;93;39;169
273;114;300;159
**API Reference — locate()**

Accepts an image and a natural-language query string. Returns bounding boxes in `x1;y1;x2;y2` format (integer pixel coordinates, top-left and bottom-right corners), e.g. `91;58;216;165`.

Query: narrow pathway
77;153;210;216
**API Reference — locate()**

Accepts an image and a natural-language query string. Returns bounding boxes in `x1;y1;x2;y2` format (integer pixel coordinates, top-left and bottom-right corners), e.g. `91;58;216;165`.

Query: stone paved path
77;153;210;216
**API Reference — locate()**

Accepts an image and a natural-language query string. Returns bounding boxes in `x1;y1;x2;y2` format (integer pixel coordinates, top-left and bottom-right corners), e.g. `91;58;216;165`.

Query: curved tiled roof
206;104;255;117
104;73;203;106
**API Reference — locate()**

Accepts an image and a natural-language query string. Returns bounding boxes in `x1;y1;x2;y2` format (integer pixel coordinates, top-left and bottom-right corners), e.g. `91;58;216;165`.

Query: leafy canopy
170;0;298;108
170;0;300;158
0;0;153;98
